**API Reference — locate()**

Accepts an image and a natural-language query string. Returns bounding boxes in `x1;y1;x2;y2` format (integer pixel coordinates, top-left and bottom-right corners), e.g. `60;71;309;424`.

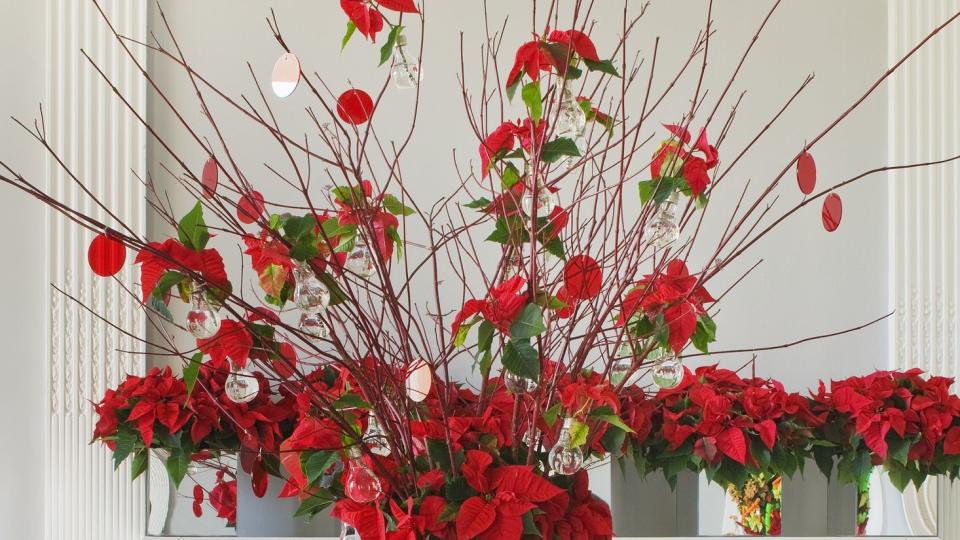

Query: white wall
0;2;46;539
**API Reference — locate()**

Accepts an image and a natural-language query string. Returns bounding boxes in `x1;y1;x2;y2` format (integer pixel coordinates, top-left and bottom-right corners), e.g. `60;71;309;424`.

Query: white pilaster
44;2;147;540
888;4;960;540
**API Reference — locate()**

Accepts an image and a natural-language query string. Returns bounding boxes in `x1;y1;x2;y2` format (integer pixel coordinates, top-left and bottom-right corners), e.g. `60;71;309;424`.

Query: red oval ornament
563;255;602;301
336;89;374;125
201;157;218;198
237;191;265;224
822;193;842;232
796;151;816;195
87;232;126;277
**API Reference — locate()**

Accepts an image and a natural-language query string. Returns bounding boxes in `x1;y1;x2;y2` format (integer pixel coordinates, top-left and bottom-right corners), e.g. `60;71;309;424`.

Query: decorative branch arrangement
2;1;960;538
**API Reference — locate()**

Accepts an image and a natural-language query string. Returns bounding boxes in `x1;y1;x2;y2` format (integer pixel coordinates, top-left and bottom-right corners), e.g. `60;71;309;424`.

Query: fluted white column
44;2;147;540
888;4;960;540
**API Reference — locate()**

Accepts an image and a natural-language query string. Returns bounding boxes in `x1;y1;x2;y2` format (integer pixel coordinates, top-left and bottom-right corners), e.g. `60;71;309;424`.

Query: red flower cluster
339;0;419;42
619;259;715;353
451;275;527;337
649;124;718;197
642;365;819;487
135;238;230;302
506;29;602;89
812;369;960;465
93;366;189;448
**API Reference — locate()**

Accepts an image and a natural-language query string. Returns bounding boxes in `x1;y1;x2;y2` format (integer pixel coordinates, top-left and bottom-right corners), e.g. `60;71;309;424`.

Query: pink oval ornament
271;53;301;98
822;193;842;232
406;359;432;402
201;157;218;198
796;151;816;195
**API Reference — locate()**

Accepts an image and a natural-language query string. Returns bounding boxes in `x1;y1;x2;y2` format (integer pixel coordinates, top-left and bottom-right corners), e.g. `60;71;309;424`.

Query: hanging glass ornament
555;85;587;139
364;413;391;456
521;184;558;216
186;286;221;339
390;34;422;89
644;191;680;249
224;368;259;404
548;417;584;475
339;521;360;540
299;312;329;340
503;371;539;394
344;239;376;278
652;355;684;390
292;260;330;313
343;446;382;503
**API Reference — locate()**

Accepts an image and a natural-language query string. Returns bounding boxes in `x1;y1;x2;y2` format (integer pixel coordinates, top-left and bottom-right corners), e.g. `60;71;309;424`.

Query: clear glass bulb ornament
548;418;584;476
344;240;376;278
644;192;680;249
521;185;557;216
299;312;329;340
343;446;382;503
652;356;684;390
555;87;587;138
608;353;632;386
503;371;538;394
364;413;391;456
391;35;421;89
224;368;259;404
186;287;221;339
292;260;330;313
339;521;360;540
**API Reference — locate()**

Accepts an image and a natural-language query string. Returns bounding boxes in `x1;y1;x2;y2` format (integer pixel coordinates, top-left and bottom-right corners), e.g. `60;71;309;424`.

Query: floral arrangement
728;473;781;536
3;1;960;539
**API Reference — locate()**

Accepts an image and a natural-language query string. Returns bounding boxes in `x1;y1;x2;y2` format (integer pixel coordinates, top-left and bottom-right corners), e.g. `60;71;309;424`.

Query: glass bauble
292;261;330;313
224;368;259;404
299;312;329;340
344;241;376;278
391;35;421;89
521;186;557;216
186;288;221;339
652;356;684;389
644;192;680;249
503;371;538;394
548;418;584;475
343;447;382;503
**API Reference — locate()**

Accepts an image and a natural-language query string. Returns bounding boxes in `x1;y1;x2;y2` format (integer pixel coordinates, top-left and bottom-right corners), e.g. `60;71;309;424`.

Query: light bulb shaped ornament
555;86;587;139
292;260;330;313
503;370;538;394
343;446;382;503
364;413;391;456
652;356;684;390
549;418;584;476
344;239;376;278
299;312;329;340
225;367;259;404
186;286;221;339
644;191;680;249
391;35;421;89
521;185;557;216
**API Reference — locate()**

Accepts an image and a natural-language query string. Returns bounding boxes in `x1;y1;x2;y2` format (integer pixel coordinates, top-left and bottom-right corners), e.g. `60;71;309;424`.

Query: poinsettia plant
810;369;960;491
633;365;821;489
3;0;959;538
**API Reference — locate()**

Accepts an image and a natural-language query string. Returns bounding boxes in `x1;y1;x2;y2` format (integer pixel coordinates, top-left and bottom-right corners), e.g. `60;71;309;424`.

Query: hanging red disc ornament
201;157;218;198
87;232;126;277
237;191;265;224
822;193;842;232
336;89;374;125
796;151;816;195
563;255;602;300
